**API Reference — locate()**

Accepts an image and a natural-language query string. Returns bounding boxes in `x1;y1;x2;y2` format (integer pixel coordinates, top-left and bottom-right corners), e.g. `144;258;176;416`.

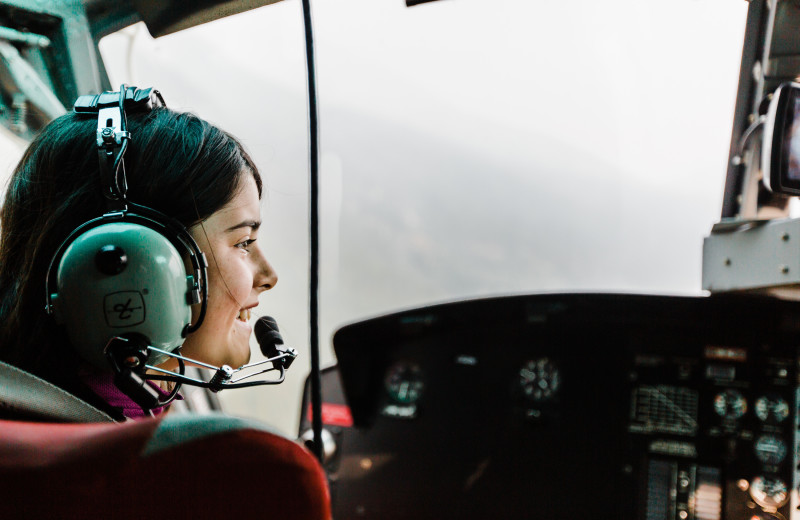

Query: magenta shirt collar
80;369;181;419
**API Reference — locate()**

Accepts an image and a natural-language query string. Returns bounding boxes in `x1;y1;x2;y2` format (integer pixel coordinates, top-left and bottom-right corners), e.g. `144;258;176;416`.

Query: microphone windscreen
255;316;283;358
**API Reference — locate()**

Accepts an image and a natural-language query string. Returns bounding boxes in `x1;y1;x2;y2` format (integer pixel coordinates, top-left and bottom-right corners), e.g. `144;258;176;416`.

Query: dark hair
0;107;261;391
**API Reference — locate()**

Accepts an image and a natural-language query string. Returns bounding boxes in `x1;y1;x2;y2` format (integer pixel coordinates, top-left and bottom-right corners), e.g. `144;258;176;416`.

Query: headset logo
104;291;146;327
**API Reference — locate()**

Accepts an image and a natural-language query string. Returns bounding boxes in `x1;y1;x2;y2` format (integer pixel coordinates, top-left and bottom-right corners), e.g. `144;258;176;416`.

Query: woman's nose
254;251;278;291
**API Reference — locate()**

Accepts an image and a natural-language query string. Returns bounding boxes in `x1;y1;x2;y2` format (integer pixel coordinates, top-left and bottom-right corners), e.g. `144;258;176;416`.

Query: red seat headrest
0;414;331;519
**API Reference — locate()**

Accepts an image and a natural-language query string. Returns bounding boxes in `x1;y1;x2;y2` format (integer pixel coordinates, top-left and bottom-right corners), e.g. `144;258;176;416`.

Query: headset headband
73;86;166;209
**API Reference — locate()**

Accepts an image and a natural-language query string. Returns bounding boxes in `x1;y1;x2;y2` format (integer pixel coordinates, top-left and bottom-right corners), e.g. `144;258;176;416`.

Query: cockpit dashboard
301;293;800;519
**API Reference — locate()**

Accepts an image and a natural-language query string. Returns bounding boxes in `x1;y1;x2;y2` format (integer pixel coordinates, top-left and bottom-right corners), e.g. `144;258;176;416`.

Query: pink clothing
80;370;181;419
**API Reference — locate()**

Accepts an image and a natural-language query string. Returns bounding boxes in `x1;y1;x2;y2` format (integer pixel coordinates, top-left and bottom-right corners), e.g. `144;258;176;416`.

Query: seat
0;413;331;519
0;359;114;423
0;360;330;518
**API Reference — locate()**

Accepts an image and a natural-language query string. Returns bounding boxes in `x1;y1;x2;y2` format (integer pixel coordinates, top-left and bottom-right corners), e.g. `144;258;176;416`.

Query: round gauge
713;389;747;419
518;358;560;401
750;476;789;508
755;395;790;423
384;362;424;404
754;434;787;465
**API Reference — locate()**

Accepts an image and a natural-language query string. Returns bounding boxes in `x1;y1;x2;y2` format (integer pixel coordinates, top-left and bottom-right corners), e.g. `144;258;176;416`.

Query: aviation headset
43;85;294;410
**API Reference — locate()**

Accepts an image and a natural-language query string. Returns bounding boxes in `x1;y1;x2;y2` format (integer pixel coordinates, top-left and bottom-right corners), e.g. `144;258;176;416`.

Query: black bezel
767;82;800;195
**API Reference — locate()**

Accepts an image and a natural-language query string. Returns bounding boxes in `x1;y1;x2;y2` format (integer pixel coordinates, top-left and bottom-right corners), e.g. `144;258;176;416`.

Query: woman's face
179;174;278;368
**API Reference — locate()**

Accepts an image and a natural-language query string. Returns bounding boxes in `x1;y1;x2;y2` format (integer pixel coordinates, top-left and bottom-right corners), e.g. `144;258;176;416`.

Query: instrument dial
384;362;424;404
750;476;789;508
755;395;790;424
713;389;747;419
519;358;560;401
754;434;787;465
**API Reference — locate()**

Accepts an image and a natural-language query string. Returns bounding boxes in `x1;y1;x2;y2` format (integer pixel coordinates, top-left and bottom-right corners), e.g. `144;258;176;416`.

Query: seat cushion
0;413;330;519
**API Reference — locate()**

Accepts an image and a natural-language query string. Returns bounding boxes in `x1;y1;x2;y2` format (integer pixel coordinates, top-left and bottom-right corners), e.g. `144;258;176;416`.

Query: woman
0;100;278;420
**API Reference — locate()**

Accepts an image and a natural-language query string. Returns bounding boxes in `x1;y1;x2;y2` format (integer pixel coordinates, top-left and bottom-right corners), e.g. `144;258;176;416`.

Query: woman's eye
236;239;256;253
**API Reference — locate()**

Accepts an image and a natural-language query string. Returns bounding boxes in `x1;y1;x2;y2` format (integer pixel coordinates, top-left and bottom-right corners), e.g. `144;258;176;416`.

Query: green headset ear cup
50;222;193;369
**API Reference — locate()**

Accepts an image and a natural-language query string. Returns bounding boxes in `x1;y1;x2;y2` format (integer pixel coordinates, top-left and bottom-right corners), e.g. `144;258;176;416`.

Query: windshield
89;0;748;432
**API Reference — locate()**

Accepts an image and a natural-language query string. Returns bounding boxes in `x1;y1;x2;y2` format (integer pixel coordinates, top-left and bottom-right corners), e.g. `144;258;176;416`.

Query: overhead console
711;3;800;300
301;293;800;519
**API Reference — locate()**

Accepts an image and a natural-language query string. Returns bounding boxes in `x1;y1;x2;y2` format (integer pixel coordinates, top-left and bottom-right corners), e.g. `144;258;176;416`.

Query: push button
95;245;127;275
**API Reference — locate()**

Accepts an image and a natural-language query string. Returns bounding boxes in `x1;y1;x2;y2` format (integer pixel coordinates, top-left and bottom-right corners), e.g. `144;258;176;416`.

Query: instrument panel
301;293;800;519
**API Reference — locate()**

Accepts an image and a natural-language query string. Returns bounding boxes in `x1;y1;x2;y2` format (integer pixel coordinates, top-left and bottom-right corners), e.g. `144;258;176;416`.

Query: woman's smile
179;173;278;369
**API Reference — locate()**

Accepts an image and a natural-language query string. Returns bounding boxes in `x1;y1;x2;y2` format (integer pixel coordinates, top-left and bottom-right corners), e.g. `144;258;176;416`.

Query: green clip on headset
44;85;296;411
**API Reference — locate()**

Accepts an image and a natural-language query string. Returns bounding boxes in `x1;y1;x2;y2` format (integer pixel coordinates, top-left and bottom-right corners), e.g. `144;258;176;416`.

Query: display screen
764;82;800;194
785;94;800;182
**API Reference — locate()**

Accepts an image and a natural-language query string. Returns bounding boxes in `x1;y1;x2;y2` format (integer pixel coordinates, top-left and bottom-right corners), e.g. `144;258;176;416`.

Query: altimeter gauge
750;476;789;508
385;362;424;404
713;389;747;420
755;395;790;423
754;434;787;466
519;358;560;401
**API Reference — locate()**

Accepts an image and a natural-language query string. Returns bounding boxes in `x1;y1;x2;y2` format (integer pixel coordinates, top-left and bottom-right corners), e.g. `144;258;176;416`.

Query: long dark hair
0;107;261;391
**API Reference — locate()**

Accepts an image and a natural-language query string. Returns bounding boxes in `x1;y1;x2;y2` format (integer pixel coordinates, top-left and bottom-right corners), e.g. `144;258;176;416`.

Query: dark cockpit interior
4;1;800;519
304;293;800;519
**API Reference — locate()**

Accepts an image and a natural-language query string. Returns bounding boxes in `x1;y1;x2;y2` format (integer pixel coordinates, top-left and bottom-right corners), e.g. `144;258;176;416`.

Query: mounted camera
762;82;800;195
